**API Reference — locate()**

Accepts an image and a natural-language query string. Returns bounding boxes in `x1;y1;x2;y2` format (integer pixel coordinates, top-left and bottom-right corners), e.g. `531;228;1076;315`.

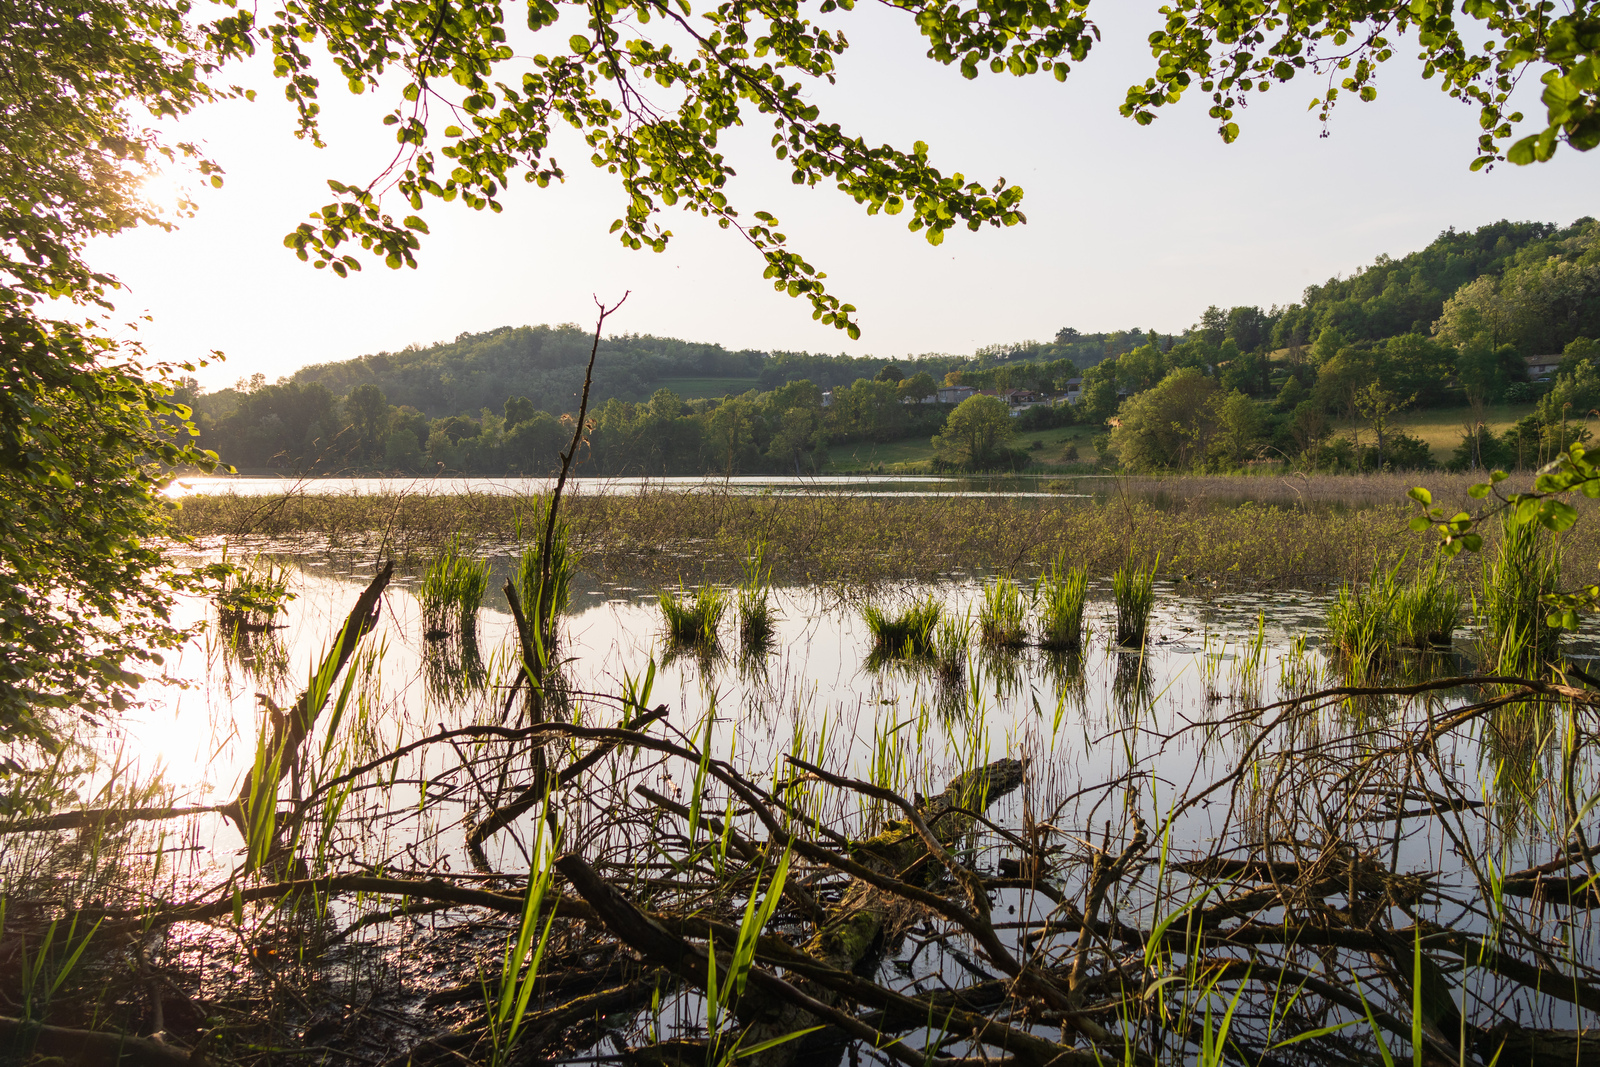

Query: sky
88;3;1599;390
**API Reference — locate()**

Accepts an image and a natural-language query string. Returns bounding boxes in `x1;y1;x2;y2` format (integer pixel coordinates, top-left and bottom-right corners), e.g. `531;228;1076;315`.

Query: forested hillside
187;217;1600;477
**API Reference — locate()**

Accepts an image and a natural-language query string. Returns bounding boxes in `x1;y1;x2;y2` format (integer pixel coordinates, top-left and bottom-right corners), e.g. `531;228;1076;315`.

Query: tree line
183;217;1600;477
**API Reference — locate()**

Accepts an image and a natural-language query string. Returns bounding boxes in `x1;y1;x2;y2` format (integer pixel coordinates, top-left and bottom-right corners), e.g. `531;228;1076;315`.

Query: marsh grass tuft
1112;558;1157;647
1479;517;1563;675
932;611;971;682
659;584;728;648
862;597;941;660
1391;558;1461;648
216;553;294;626
419;535;490;635
737;540;776;655
514;497;577;653
1326;563;1398;668
1035;551;1089;651
977;577;1027;649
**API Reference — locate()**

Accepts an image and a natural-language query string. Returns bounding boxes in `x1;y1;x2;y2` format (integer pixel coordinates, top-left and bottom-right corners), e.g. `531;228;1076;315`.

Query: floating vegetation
658;583;727;648
861;596;941;660
977;576;1028;649
418;535;490;636
1035;552;1089;651
1112;557;1157;647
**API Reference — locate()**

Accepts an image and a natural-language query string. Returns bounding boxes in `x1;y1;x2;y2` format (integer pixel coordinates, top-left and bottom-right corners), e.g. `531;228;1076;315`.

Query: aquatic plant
514;497;577;652
419;535;490;634
932;611;971;682
659;584;728;647
737;540;776;654
861;597;941;658
216;553;294;626
1035;553;1089;651
1325;564;1397;667
1391;558;1461;648
1112;558;1157;647
1478;516;1562;676
977;576;1028;649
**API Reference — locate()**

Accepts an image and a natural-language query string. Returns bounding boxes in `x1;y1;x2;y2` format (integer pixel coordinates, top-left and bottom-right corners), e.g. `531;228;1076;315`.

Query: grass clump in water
514;497;577;653
1035;552;1088;651
659;584;728;648
1478;517;1562;675
1326;563;1397;668
738;540;776;655
862;597;941;659
932;611;971;681
1391;559;1461;648
216;553;295;627
977;577;1028;649
1112;558;1156;647
419;535;490;635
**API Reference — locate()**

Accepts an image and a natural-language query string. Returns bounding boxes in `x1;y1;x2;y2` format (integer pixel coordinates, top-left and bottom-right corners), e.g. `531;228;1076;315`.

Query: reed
659;584;728;647
418;535;490;633
1390;558;1461;648
514;497;577;652
737;540;776;654
1035;552;1089;651
1478;516;1562;676
977;577;1028;649
1112;558;1157;647
861;597;941;659
932;611;971;681
1325;563;1398;667
216;552;294;625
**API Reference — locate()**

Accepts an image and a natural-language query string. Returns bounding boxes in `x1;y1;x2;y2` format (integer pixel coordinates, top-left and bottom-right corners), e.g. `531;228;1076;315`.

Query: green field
655;376;761;399
1395;403;1537;464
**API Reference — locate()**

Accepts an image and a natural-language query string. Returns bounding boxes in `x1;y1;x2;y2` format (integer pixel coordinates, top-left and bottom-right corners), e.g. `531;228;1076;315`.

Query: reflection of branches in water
15;561;1600;1067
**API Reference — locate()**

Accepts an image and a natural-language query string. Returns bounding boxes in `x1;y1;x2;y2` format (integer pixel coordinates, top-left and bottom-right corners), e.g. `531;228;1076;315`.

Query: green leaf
570;35;590;53
1408;487;1432;505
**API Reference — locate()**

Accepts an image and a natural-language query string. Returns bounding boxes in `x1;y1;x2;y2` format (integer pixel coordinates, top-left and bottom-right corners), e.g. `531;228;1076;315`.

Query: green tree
1212;390;1265;467
346;383;389;461
1123;2;1600;168
1107;368;1220;471
932;395;1017;470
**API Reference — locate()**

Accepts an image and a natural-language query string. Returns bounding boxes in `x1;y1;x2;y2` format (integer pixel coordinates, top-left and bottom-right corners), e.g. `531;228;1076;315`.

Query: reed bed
737;541;775;655
215;552;294;625
1478;517;1564;675
175;478;1600;587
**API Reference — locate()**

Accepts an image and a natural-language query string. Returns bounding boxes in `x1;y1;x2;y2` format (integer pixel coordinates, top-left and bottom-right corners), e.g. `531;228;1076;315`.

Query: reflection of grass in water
1111;650;1153;721
423;628;487;707
219;617;292;693
1480;698;1557;838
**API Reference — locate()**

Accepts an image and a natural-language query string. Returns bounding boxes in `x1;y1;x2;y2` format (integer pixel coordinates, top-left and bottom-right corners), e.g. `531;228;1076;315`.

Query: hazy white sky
90;4;1597;389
